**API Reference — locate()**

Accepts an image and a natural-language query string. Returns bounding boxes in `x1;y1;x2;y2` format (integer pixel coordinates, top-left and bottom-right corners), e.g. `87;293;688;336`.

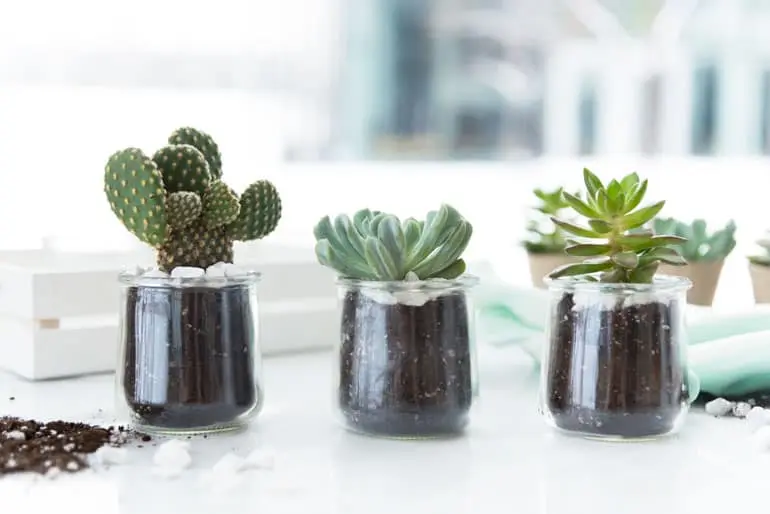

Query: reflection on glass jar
335;276;479;439
116;270;263;435
539;275;696;440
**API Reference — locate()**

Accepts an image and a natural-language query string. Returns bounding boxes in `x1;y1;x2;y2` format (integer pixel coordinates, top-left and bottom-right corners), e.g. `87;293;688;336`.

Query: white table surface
0;346;767;514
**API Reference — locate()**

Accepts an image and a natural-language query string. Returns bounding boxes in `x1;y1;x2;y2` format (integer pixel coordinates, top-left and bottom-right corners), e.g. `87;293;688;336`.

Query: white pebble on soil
205;262;227;277
733;401;753;418
3;430;26;441
170;266;205;279
142;268;168;278
751;425;770;451
93;446;128;466
223;263;250;277
152;439;192;478
746;407;770;431
705;397;735;417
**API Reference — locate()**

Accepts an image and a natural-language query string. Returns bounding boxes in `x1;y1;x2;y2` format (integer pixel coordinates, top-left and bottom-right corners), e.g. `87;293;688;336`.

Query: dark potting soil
338;289;473;437
123;284;259;430
0;417;129;476
544;292;689;438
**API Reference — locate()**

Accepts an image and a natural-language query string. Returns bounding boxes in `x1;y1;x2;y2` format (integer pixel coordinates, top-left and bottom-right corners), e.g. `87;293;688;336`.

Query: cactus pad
103;148;167;246
168;127;222;179
166;191;202;229
227;180;282;241
202;181;240;228
157;221;233;270
152;144;211;195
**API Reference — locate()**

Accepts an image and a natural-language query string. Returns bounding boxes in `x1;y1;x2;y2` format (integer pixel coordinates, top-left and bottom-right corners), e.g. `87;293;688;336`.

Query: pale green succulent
313;204;473;281
652;217;737;262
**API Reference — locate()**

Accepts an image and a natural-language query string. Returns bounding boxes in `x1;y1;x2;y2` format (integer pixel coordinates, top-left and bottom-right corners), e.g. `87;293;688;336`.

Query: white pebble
205;262;227;278
243;447;275;470
3;430;25;441
122;265;143;277
170;266;205;279
705;398;735;417
746;407;770;431
211;452;246;474
142;268;168;278
404;271;420;282
223;263;250;277
93;446;128;465
733;402;753;418
152;439;192;477
752;426;770;451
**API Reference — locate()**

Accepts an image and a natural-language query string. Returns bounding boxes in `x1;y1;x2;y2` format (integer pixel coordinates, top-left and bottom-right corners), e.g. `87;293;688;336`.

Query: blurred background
0;0;768;292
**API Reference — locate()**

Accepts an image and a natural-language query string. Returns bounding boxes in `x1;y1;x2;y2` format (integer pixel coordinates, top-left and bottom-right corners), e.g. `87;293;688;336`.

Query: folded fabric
475;281;770;399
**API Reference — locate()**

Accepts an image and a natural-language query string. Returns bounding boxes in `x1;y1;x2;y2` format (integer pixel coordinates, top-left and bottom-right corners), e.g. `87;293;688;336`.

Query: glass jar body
335;276;479;439
115;271;263;435
539;276;695;440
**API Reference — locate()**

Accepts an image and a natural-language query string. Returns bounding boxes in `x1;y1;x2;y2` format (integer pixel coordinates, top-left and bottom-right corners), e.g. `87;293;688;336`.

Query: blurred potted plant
652;218;737;306
313;204;479;439
749;235;770;304
522;187;578;288
540;168;698;440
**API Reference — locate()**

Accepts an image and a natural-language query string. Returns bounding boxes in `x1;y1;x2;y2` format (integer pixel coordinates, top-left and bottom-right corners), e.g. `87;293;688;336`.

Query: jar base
542;406;687;441
130;414;252;436
340;407;469;440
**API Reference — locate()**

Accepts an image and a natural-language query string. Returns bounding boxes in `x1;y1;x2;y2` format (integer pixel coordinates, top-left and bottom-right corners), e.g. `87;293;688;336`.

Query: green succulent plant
652;217;737;262
523;187;574;254
548;168;688;284
103;127;282;271
749;235;770;266
313;204;473;281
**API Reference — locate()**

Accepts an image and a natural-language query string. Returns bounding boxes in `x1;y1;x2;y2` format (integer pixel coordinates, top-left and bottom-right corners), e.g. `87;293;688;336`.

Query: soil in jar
338;288;473;438
122;284;259;430
545;292;689;438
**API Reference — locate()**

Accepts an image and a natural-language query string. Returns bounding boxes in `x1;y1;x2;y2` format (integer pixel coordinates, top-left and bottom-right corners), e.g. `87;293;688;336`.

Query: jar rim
118;265;261;287
544;274;692;293
336;273;480;292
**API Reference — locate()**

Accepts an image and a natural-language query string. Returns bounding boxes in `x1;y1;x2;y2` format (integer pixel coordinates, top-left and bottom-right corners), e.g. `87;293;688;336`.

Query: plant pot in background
749;262;770;304
540;275;696;440
658;260;724;306
526;253;576;289
336;276;479;439
116;269;263;435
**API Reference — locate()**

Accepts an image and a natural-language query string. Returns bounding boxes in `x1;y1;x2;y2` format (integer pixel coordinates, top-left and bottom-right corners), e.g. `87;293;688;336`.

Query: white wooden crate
0;242;339;380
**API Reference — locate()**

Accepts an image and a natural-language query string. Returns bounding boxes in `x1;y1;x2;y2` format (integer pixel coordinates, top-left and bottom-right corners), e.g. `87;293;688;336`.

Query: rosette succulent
103;127;282;271
652;217;737;262
548;168;688;283
523;187;574;254
313;204;473;281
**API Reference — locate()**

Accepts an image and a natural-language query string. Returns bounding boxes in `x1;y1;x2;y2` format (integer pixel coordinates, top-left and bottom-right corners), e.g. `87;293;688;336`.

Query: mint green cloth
475;281;770;399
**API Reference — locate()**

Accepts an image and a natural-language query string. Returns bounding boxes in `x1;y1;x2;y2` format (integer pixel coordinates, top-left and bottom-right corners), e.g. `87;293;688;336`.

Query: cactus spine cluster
104;127;282;271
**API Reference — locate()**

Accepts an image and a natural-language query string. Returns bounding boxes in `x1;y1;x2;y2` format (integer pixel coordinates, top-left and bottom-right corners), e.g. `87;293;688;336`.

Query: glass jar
539;275;699;440
335;275;479;439
115;269;263;435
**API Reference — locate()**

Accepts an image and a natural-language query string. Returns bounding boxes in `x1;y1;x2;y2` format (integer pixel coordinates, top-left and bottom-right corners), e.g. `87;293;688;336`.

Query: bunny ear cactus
548;168;688;284
652;217;737;262
313;204;473;281
104;127;282;271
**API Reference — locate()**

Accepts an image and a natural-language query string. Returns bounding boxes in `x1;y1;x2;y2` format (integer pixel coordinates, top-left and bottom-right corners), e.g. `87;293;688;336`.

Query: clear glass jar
115;269;263;435
539;275;699;440
335;275;479;439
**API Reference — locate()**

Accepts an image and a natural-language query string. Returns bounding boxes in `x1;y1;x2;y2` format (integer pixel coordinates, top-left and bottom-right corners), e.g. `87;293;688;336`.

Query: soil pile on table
0;416;130;476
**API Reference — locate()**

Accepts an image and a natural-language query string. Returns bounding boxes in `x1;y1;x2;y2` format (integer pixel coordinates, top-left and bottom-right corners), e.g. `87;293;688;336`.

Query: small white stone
243;448;275;470
206;263;227;278
705;398;735;417
211;452;246;474
733;402;753;418
393;290;431;307
142;268;168;278
3;430;25;441
170;266;205;279
93;446;128;465
752;426;770;451
152;439;192;476
223;263;250;277
122;265;143;276
746;407;770;431
404;271;420;282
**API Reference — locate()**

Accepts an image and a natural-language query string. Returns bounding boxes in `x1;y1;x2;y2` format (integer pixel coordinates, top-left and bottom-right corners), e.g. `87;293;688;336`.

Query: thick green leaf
551;218;600;238
596;189;610;214
562;192;600;218
364;236;401;280
641;246;687;266
315;240;376;279
620;172;640;193
549;258;613;279
432;259;466;280
413;222;472;278
588;219;613;234
583;168;603;199
406;204;449;268
620;201;666;230
334;214;366;259
402;218;422;253
565;243;612;256
606;191;626;215
377;215;406;275
622;179;648;214
353;209;375;236
627;262;658;283
606;179;623;201
617;234;686;251
612;251;639;268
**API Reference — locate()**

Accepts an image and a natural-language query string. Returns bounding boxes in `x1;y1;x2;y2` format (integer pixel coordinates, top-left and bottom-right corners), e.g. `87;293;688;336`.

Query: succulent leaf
152;144;211;195
547;168;687;283
103;148;167;247
201;181;240;228
168;127;223;179
166;191;202;229
227;180;282;241
522;186;577;254
652;217;737;262
312;204;472;281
